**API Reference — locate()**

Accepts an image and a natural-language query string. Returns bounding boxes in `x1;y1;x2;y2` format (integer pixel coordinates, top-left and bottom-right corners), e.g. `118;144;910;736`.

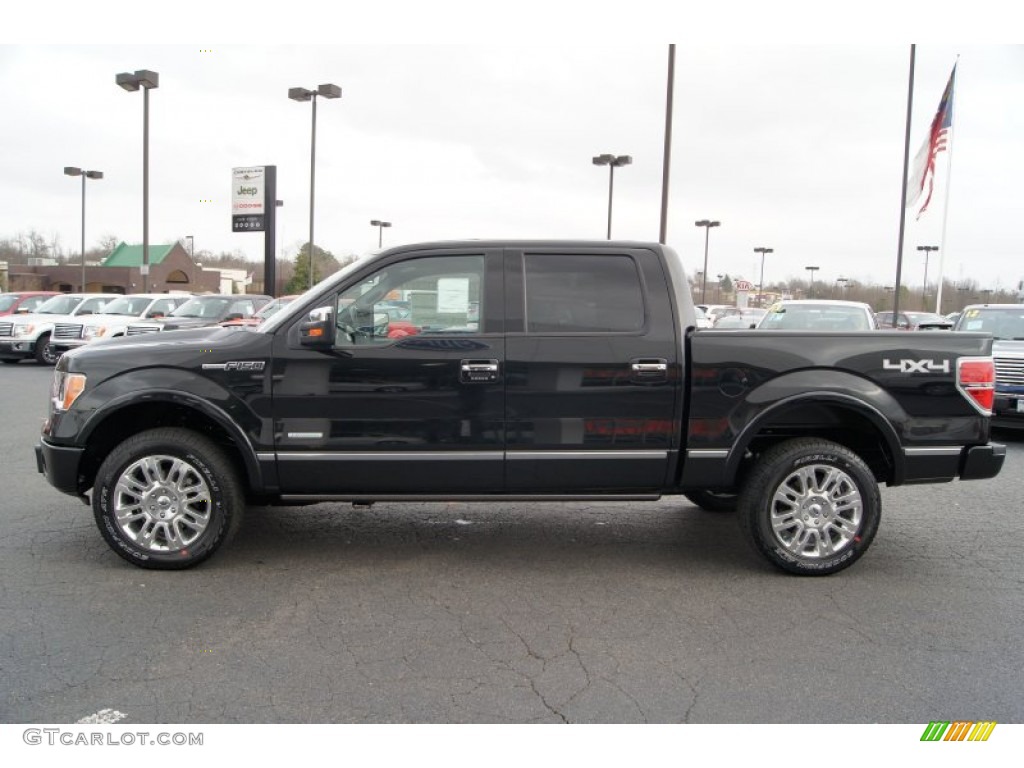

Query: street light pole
694;220;721;304
805;266;820;298
592;154;632;239
916;245;939;310
289;83;341;289
64;167;103;292
370;219;392;248
116;69;159;292
754;246;773;307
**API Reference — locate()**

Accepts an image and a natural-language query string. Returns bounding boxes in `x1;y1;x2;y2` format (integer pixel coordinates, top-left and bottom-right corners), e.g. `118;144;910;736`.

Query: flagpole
893;44;916;323
934;56;960;314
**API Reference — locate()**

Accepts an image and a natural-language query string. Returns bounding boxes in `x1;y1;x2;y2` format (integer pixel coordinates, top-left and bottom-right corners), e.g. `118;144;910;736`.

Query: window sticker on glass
964;320;983;330
437;278;470;314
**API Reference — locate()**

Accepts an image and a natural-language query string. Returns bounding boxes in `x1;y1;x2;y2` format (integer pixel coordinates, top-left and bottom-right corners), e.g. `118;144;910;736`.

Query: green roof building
101;243;179;268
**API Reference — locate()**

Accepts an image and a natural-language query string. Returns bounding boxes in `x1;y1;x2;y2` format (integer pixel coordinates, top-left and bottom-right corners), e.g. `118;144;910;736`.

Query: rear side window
524;254;644;333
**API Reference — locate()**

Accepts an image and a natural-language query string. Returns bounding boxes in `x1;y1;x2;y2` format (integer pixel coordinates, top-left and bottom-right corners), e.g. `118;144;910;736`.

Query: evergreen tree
284;243;342;294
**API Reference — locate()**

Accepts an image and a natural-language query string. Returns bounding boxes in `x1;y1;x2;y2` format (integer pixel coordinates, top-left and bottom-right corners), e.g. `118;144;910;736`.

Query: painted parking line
76;709;127;724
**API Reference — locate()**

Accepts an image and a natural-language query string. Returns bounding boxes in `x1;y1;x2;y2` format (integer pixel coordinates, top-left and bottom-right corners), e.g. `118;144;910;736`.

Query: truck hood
992;339;1024;355
156;317;229;331
60;325;256;367
4;311;83;327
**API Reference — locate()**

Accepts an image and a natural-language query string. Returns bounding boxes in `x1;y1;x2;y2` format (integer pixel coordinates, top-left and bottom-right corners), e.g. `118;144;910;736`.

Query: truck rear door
503;246;682;493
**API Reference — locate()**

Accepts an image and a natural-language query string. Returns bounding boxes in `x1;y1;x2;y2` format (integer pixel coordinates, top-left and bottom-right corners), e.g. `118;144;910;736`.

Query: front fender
53;367;267;492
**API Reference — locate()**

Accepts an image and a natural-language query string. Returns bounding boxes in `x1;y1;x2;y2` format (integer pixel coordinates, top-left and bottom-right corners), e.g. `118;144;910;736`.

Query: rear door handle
460;359;500;383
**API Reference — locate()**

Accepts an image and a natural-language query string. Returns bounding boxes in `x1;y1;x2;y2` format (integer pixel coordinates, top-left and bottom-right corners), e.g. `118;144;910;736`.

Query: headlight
83;326;107;339
13;324;35;337
51;371;87;412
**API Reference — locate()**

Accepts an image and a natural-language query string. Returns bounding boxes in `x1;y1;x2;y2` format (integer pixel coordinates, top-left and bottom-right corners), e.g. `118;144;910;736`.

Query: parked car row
0;290;275;365
697;300;961;332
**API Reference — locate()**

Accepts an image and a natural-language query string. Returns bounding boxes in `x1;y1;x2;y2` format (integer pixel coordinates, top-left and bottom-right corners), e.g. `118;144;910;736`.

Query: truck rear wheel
93;428;244;569
739;438;880;575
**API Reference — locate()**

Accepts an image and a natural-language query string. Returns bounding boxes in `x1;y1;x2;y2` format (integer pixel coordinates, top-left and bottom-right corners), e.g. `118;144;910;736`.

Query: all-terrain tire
738;438;881;576
93;428;244;569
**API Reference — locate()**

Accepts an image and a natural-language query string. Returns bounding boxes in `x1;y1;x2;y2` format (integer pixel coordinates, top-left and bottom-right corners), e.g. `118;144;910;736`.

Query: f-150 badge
883;358;950;373
202;361;266;371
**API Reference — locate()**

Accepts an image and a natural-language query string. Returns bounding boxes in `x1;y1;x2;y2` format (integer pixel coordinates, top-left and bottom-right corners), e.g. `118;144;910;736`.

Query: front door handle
630;358;668;384
460;359;500;383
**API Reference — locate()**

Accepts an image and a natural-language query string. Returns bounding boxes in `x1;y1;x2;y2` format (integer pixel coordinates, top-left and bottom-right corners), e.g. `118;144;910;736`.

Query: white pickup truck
0;293;118;364
50;294;190;355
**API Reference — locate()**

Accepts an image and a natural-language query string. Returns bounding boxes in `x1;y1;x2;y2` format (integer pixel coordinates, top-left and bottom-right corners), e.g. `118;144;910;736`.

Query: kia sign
232;166;266;232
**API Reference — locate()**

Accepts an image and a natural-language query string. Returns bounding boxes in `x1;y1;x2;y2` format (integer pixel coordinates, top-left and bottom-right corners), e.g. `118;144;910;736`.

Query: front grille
126;325;161;336
0;322;12;337
994;357;1024;387
53;323;83;340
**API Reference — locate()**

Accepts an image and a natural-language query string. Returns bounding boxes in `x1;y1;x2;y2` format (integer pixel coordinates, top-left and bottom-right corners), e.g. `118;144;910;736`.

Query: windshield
254;296;296;319
98;296;155;316
170;297;232;318
34;295;84;315
0;295;18;312
259;253;374;334
906;312;949;324
760;304;872;331
955;307;1024;339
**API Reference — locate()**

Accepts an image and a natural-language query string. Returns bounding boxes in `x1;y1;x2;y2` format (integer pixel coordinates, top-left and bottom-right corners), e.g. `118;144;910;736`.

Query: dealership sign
232;166;266;232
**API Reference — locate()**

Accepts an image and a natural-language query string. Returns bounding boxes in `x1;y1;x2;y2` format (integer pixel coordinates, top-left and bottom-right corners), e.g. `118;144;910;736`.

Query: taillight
957;357;995;415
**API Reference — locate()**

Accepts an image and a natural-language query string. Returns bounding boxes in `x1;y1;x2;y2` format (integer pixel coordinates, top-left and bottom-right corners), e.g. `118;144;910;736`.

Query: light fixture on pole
289;83;342;289
115;69;159;292
916;245;939;310
754;246;773;307
63;167;103;292
694;220;721;304
370;219;392;248
805;265;820;298
592;153;632;239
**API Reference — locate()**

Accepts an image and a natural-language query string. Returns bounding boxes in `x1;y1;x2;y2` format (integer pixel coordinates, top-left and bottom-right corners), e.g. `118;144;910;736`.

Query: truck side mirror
300;309;335;347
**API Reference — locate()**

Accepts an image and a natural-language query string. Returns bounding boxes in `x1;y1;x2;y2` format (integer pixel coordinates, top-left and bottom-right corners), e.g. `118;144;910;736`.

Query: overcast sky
3;10;1022;293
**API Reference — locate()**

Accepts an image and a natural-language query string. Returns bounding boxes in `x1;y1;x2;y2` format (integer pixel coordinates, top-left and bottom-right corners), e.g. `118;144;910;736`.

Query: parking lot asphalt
2;361;1022;723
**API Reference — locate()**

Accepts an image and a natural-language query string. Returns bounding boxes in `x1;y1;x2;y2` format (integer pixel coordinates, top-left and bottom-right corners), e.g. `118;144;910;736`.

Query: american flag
906;64;956;219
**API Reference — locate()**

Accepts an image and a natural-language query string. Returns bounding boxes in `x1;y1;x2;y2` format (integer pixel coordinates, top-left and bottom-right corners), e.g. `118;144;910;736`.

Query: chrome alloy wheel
769;464;863;560
113;455;213;552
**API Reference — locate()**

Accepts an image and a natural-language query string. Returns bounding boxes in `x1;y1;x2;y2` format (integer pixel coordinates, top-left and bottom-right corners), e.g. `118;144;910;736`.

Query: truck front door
271;248;505;495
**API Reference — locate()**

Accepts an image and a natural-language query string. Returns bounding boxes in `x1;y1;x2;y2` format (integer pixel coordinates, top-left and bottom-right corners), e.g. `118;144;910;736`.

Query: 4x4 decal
883;358;950;374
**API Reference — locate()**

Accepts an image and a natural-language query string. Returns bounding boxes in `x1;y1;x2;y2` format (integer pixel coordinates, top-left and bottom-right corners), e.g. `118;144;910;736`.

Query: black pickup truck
36;240;1005;574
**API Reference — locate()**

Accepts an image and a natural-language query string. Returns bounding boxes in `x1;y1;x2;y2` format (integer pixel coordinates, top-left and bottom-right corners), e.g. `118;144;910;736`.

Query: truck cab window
333;255;485;346
524;254;644;333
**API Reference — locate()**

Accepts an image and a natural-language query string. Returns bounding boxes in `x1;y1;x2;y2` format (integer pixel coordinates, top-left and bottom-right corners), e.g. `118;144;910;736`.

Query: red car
0;291;60;317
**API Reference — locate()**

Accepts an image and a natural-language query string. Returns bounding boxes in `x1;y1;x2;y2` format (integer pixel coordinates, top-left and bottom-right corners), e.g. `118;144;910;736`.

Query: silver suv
954;304;1024;428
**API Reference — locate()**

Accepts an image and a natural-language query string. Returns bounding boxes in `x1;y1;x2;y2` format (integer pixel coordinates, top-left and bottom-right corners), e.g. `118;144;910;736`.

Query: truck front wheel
739;438;880;575
35;333;59;365
92;428;244;569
